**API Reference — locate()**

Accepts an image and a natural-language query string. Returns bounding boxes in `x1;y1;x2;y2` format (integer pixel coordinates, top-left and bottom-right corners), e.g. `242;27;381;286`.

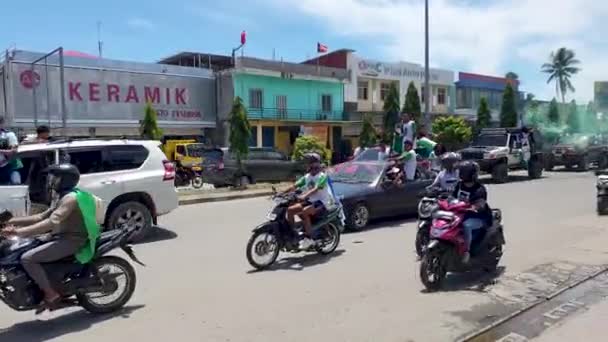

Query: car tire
107;201;153;243
578;155;589;172
491;162;508;183
527;159;543;179
346;203;369;231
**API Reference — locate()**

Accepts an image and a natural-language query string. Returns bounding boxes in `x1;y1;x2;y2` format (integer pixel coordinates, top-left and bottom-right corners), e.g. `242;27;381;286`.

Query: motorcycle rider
452;161;493;264
285;153;335;250
428;152;460;192
0;164;99;312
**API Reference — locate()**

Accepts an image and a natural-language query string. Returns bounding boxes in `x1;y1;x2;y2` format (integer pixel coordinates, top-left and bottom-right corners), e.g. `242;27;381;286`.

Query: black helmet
457;161;479;183
441;152;460;170
46;163;80;193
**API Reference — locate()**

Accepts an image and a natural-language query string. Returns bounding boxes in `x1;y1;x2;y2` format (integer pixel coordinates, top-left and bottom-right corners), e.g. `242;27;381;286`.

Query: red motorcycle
419;199;505;291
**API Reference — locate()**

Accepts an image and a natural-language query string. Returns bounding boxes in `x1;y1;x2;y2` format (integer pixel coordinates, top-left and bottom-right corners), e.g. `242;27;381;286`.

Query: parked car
200;147;306;187
546;134;608;171
0;139;179;242
328;161;433;231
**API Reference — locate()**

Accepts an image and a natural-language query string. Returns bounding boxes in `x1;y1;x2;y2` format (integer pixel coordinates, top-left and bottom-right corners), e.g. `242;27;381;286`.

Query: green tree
566;100;580;133
500;83;518;127
505;71;519;81
432;116;472;150
140;102;163;140
402;81;422;124
382;82;400;143
548;98;560;124
476;97;491;129
541;47;581;103
228;97;252;176
359;114;377;148
292;135;331;164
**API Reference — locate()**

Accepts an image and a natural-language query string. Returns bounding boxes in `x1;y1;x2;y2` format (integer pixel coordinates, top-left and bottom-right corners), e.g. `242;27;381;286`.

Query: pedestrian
0;116;22;185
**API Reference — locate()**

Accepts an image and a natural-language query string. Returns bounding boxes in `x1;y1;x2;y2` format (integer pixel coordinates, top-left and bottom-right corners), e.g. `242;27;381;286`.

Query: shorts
310;201;327;215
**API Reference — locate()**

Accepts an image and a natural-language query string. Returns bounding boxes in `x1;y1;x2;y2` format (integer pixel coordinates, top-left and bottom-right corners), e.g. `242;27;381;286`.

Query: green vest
73;189;101;264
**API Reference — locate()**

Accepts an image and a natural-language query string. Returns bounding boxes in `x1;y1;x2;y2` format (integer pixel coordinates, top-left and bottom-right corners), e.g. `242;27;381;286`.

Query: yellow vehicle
162;139;207;166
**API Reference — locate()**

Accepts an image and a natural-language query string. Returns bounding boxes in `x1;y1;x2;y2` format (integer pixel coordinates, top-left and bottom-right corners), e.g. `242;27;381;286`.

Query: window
380;83;391;101
249;89;263;109
357;81;369;100
64;148;104;175
249;126;258;147
437;88;446;105
104;145;149;171
276;95;287;117
321;94;332;112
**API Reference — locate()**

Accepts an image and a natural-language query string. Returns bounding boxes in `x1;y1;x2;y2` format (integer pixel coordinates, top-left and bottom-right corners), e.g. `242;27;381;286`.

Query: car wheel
491;162;508;183
107;201;153;243
347;203;369;231
527;159;543;179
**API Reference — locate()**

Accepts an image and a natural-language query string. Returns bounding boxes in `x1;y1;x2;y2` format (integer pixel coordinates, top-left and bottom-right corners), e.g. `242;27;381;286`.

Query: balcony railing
246;107;349;122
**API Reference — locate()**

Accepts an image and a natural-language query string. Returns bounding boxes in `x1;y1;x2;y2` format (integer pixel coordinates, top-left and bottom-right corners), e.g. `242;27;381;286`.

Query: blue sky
2;0;607;102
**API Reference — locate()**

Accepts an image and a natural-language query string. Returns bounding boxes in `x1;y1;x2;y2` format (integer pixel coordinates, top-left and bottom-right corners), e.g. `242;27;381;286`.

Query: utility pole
424;0;431;130
97;21;103;58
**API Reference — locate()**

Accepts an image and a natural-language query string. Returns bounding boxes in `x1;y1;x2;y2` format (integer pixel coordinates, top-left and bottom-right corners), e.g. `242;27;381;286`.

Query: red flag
317;42;328;53
241;31;247;45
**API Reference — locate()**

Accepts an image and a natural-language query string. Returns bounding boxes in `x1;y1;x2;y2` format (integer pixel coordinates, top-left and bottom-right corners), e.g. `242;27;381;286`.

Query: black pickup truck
545;134;608;171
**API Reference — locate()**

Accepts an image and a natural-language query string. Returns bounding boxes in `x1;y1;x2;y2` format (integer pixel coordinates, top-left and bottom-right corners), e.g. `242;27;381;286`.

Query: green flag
73;189;101;264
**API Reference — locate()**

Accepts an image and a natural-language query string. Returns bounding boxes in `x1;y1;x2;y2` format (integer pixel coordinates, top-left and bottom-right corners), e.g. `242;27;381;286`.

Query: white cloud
268;0;608;102
127;18;155;31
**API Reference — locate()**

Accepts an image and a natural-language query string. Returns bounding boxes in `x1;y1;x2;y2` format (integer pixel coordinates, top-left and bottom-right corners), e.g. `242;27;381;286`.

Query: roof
18;139;161;153
301;49;356;64
158;52;233;70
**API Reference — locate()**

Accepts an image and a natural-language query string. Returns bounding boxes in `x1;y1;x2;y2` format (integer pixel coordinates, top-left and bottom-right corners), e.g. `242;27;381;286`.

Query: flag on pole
317;42;328;53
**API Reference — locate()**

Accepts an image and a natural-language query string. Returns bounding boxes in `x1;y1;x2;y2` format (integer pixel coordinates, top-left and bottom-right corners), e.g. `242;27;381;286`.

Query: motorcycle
597;170;608;215
246;190;343;270
174;163;204;189
0;210;144;314
419;199;505;291
415;187;451;257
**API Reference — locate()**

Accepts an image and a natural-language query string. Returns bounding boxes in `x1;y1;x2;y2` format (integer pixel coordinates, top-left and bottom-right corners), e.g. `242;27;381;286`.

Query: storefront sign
301;125;328;144
358;59;440;81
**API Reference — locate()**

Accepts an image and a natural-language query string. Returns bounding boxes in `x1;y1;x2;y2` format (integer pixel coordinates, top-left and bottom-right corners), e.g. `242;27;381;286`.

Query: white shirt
0;130;18;167
402;120;417;148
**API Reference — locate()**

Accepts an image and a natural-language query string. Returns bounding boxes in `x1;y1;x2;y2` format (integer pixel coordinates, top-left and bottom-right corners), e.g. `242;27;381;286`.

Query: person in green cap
0;163;100;313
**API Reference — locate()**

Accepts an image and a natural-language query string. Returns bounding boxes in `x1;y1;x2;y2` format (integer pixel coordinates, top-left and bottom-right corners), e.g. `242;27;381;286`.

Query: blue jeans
462;218;484;252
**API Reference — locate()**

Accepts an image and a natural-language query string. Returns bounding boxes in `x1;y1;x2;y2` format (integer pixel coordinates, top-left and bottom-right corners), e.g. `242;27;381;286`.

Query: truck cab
162;139;207;166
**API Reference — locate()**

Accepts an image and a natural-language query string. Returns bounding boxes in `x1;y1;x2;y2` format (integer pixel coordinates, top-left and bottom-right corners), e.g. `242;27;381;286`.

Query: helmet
457;161;479;183
441;152;460;170
46;163;80;193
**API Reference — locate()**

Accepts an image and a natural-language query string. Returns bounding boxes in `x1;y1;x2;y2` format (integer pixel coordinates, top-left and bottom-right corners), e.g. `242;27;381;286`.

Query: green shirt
295;172;334;207
73;189;101;264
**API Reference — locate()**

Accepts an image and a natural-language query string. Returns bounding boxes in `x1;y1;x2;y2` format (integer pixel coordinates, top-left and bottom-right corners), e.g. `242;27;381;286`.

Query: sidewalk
177;183;290;205
533;296;608;341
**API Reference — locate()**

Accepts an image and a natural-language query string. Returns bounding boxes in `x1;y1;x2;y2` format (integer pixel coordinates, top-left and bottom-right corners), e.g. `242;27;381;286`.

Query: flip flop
34;296;62;315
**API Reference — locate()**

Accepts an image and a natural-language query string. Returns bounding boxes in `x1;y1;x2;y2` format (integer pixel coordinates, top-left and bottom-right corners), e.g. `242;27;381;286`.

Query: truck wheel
491;162;508;183
578;155;589;172
527;159;543;179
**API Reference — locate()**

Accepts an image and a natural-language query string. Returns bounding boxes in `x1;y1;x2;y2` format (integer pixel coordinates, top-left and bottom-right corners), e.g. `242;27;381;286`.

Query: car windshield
355;147;389;161
328;163;384;184
186;143;209;157
471;134;508;147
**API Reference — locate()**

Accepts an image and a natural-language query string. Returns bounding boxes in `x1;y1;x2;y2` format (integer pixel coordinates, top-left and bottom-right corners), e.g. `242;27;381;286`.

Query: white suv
0;139;179;241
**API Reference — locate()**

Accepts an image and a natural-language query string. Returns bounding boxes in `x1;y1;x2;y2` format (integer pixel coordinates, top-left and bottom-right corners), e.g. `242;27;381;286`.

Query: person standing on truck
401;112;417;149
0;116;22;185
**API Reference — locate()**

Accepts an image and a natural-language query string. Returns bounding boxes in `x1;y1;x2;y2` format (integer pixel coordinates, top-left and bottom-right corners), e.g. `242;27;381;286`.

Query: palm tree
541;47;581;103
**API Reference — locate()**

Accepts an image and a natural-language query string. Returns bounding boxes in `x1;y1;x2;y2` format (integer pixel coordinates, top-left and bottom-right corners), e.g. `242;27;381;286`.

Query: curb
178;190;273;205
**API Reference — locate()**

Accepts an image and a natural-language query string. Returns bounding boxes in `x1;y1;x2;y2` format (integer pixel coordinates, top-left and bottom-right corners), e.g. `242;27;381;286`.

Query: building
454;72;521;123
304;49;455;137
595;82;608;114
0;49;217;138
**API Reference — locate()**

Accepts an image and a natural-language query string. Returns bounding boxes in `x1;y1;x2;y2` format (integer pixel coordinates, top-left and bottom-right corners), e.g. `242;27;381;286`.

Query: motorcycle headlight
266;213;277;220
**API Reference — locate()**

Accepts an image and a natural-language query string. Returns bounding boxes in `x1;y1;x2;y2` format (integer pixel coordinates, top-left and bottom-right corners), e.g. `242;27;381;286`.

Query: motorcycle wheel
420;252;445;291
77;256;136;314
192;176;204;189
246;231;280;270
415;225;430;258
315;222;341;255
483;244;503;273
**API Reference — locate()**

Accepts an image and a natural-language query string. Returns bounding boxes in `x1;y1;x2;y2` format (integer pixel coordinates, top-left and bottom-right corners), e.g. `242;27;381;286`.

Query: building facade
216;57;350;154
454;72;520;123
1;49;216;138
305;50;455;137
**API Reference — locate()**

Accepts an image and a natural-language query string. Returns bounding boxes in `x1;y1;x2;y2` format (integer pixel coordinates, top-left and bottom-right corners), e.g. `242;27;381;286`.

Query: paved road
1;171;606;342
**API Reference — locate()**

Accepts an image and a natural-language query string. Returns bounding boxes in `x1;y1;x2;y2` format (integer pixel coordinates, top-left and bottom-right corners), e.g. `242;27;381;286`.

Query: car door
399;179;433;213
63;146;125;214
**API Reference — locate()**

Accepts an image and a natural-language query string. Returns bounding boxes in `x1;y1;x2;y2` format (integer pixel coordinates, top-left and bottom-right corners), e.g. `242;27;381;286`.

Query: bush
140;102;163;140
292;135;331;164
228;97;252;173
432;116;473;150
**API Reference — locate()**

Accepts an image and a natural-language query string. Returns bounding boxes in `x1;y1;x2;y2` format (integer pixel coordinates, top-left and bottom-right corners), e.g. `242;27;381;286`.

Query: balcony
246;107;350;122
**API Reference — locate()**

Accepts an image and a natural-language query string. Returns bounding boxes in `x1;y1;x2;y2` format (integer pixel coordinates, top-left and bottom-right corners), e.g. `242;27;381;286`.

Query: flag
240;31;247;45
317;42;328;53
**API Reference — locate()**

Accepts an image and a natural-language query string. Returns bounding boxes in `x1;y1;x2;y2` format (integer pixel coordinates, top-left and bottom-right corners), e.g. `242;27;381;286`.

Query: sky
1;0;607;103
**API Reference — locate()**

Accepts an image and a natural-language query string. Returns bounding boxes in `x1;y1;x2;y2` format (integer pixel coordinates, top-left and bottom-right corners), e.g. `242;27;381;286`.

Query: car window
63;148;104;175
104;145;149;171
201;149;224;166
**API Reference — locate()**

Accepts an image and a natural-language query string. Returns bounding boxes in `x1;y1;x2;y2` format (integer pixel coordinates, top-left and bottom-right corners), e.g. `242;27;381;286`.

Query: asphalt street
1;170;607;342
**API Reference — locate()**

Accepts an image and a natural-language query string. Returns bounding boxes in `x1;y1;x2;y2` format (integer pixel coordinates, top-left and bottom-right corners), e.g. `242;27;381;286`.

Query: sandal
34;296;62;315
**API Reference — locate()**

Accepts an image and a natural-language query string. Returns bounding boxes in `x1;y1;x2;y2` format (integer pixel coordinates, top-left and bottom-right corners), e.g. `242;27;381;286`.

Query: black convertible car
329;161;433;231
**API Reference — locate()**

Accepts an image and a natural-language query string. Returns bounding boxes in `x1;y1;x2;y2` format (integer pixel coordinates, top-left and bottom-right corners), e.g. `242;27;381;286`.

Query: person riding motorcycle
285;153;335;250
451;161;493;264
428;152;460;192
0;164;99;313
